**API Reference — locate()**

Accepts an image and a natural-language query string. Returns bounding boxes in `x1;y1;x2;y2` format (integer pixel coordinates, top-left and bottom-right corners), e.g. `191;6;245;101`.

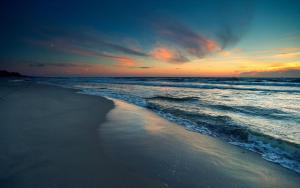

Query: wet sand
0;79;299;187
0;80;162;188
98;99;300;188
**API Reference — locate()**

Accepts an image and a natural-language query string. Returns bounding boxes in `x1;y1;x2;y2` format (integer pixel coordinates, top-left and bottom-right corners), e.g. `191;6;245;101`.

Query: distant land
0;70;23;77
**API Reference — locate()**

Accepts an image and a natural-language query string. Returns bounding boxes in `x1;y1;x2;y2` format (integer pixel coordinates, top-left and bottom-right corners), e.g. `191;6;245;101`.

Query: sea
34;77;300;174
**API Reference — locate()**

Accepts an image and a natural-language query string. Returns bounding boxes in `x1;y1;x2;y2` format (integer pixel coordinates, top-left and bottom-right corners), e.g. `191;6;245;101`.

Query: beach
0;79;299;188
0;80;161;188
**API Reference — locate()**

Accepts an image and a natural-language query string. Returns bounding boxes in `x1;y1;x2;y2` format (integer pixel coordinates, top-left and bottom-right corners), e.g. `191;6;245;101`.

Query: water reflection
99;99;300;187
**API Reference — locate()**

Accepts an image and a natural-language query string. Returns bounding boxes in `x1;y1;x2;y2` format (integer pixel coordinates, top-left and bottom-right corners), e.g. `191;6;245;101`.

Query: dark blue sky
1;0;300;76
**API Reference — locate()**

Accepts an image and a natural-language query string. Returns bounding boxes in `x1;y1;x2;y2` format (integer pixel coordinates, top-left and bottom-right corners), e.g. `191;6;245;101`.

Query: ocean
35;77;300;173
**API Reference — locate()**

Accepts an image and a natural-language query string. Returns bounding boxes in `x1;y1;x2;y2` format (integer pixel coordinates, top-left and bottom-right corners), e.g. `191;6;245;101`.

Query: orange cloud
151;47;173;61
155;21;223;58
151;47;189;63
205;39;220;51
111;56;136;66
215;48;243;59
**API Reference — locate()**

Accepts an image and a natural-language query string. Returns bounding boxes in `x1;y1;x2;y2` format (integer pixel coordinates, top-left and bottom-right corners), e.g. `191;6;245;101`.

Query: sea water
35;77;300;173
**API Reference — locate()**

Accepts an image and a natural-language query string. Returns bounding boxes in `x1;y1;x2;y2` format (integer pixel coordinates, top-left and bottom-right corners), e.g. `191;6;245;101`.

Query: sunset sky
1;0;300;77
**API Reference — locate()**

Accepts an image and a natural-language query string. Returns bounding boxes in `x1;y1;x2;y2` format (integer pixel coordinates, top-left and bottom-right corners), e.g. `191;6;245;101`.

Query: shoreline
0;79;299;187
99;99;300;187
36;76;300;174
0;80;161;187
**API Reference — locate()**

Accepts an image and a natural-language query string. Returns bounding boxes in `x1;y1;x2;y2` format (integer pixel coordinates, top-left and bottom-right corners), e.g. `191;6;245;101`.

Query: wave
33;77;300;88
109;77;300;87
147;95;198;102
147;103;250;140
146;102;300;173
76;80;300;93
79;88;148;107
206;104;297;121
132;82;300;93
35;77;300;174
103;77;300;84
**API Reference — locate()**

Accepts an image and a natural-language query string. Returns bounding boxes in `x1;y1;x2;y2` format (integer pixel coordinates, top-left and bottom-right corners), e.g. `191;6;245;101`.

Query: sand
0;80;162;188
100;100;300;188
0;79;299;188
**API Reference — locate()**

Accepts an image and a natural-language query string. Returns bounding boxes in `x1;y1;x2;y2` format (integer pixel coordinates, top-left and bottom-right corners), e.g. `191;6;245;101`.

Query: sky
1;0;300;77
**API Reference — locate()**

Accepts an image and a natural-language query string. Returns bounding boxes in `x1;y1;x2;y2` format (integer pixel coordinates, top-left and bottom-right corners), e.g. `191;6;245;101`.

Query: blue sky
1;0;300;76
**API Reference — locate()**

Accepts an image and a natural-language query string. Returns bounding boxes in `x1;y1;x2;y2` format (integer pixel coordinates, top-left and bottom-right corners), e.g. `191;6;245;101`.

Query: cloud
29;63;45;67
28;29;148;66
153;1;254;57
0;60;113;76
239;68;300;78
98;40;147;57
254;47;300;54
155;21;220;58
30;28;192;64
151;47;189;63
46;28;149;57
275;48;300;52
238;61;300;78
215;0;254;49
29;38;103;57
3;60;93;69
110;56;136;66
29;37;138;66
29;21;251;65
29;62;90;68
216;26;242;49
136;66;152;69
151;47;172;61
274;51;300;59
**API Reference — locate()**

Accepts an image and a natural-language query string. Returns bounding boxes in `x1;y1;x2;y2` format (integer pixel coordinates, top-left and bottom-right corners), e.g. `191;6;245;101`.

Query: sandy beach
0;80;161;188
101;100;300;187
0;79;299;188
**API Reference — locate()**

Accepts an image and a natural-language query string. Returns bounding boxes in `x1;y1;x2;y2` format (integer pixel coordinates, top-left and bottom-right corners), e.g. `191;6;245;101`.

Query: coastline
99;99;300;187
0;79;299;187
36;76;300;174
